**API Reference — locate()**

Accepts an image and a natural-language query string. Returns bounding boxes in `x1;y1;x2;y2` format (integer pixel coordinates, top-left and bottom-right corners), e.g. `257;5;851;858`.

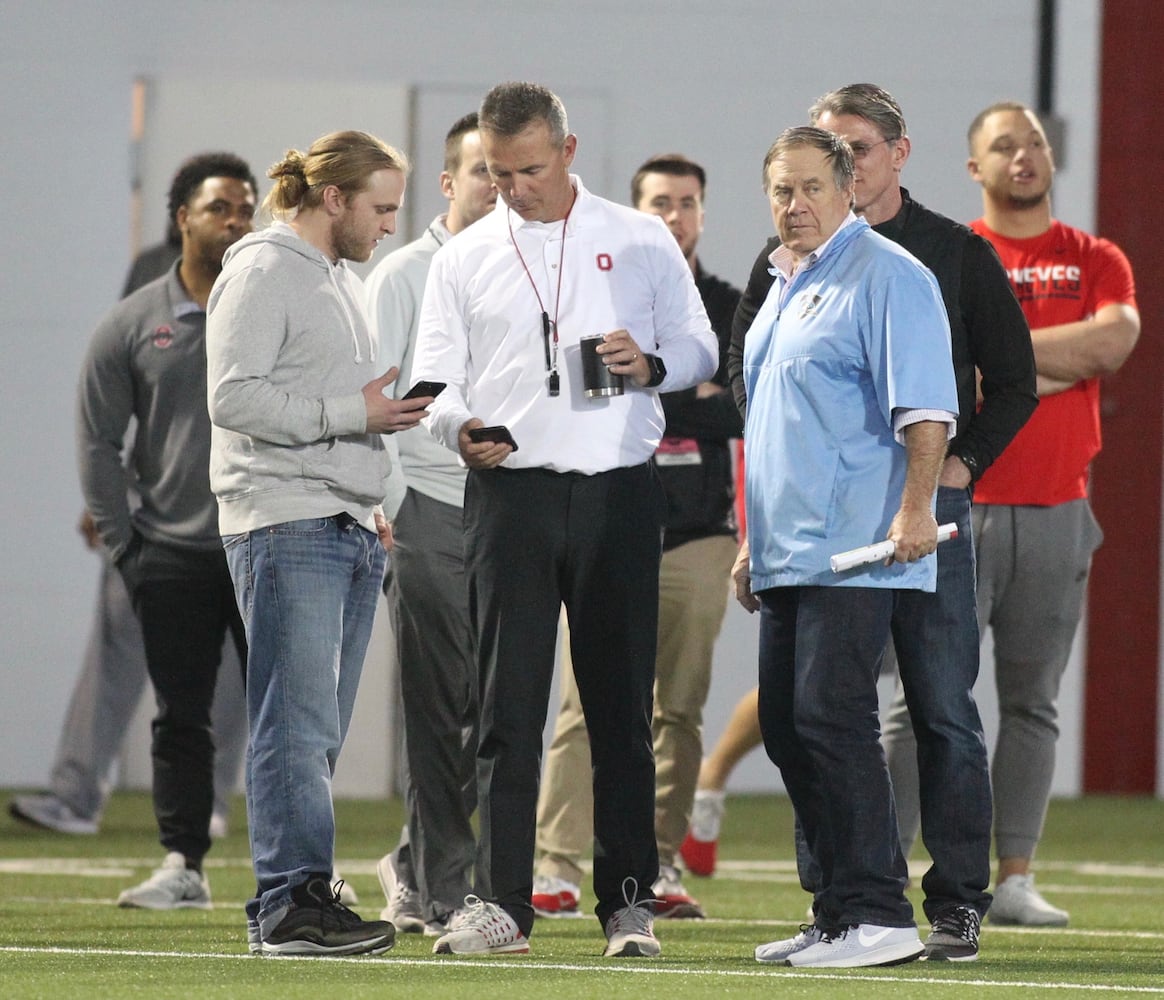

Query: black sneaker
262;874;396;957
923;905;980;962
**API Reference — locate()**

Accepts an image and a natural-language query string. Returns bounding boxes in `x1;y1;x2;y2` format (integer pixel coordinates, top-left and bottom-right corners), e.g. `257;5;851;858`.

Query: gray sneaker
602;878;661;958
424;903;467;937
117;852;212;910
923;905;980;961
9;794;99;835
755;924;824;963
247;917;262;955
424;914;451;937
989;874;1068;926
376;850;425;932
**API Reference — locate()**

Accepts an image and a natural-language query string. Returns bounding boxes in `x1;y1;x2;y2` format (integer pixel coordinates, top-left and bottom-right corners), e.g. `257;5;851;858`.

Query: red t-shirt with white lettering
970;219;1137;506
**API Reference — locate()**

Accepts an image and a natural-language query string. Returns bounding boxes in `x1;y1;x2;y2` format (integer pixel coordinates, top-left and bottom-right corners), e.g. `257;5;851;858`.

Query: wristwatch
644;353;667;388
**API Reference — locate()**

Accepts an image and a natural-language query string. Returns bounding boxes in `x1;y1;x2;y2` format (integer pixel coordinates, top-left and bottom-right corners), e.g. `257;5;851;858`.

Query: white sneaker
9;794;99;835
786;923;923;968
208;811;229;840
652;864;704;919
602;878;661;957
531;874;582;917
755;924;824;963
989;874;1069;926
433;895;530;955
376;850;425;932
117;852;212;910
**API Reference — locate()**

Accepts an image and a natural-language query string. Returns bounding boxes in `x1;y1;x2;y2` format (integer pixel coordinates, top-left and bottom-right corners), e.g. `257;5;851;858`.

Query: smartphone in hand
467;425;518;451
401;380;446;400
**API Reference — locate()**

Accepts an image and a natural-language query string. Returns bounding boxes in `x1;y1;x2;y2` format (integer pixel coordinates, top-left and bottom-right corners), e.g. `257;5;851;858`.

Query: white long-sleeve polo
411;176;717;475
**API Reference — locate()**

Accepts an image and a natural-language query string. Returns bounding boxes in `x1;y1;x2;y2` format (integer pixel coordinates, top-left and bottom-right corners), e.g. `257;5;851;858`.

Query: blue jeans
887;486;991;919
758;585;913;930
224;515;386;931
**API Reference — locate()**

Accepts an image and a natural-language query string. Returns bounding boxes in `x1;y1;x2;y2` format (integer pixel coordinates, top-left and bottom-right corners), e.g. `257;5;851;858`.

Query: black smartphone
401;380;446;400
467;425;518;451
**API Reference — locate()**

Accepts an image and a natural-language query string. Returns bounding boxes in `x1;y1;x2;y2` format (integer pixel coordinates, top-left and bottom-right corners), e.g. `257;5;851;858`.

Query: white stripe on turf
2;946;1164;992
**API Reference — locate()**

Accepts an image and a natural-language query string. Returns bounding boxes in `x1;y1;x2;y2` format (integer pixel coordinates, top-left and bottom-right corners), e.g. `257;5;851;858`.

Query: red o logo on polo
596;253;613;271
152;326;174;349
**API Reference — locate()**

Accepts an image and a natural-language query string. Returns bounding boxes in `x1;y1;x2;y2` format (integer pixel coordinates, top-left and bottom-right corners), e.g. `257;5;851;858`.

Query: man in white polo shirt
411;80;717;959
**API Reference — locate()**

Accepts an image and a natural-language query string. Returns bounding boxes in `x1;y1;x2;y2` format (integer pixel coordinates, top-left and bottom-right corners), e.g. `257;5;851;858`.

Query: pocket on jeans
221;532;247;552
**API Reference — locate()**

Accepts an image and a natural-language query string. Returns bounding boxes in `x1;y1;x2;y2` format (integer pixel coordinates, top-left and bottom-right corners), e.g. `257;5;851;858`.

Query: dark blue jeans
793;490;991;921
758;585;913;930
888;486;991;920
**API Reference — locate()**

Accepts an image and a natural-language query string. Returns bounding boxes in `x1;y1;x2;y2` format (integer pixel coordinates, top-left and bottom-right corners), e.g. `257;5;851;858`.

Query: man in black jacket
726;85;1037;964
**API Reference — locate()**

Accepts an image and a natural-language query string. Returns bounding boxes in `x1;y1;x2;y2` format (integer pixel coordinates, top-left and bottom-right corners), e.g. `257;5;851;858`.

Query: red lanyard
507;193;575;397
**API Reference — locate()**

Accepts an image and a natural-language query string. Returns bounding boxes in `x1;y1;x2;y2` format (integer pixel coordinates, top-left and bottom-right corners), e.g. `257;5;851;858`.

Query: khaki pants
535;534;737;880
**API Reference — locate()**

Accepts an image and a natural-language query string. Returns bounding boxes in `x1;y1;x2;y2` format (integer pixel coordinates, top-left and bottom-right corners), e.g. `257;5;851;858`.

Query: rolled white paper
830;522;958;574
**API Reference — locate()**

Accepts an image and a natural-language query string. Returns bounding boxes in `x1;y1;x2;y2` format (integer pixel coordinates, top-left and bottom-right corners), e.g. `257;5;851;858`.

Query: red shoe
652;865;704;919
531;875;581;917
680;830;717;878
679;789;725;877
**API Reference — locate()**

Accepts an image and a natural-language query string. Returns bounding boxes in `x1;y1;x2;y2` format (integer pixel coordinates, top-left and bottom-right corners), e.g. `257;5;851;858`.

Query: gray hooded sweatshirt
206;222;390;535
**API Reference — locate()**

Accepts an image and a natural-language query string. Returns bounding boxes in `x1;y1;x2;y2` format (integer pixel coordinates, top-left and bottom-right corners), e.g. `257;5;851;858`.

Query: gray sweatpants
884;498;1102;862
389;488;478;920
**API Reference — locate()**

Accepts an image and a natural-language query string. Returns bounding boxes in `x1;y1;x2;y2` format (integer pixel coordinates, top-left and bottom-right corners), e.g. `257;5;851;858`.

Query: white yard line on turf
0;945;1161;992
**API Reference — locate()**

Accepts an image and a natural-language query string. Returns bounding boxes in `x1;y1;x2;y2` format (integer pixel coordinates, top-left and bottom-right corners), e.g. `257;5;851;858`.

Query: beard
1007;189;1051;210
204;236;238;272
1004;174;1053;210
331;213;374;263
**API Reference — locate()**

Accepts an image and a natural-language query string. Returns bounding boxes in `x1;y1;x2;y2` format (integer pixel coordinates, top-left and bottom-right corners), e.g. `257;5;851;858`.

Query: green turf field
2;791;1161;997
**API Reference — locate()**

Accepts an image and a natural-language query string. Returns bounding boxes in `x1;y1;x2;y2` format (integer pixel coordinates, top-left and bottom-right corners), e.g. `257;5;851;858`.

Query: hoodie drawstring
326;260;375;364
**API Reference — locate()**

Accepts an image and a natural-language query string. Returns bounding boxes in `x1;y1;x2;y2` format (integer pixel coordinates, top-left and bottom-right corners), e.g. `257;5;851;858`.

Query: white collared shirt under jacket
411;176;718;475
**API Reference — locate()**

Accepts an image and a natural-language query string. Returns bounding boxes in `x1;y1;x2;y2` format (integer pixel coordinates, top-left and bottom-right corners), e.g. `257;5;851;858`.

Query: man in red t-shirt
965;102;1139;927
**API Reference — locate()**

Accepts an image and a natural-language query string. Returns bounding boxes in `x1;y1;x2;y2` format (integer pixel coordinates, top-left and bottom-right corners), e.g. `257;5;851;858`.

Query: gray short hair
808;83;907;143
479;82;568;145
762;126;855;193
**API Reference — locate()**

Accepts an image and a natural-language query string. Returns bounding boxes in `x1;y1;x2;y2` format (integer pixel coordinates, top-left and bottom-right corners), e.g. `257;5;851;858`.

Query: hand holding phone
467;425;518;451
401;380;446;400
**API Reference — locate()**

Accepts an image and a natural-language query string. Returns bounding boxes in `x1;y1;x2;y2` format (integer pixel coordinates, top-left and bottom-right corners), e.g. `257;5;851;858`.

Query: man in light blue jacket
738;127;957;969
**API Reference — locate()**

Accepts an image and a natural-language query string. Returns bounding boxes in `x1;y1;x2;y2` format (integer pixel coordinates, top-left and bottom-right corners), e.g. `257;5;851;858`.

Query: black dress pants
464;463;665;935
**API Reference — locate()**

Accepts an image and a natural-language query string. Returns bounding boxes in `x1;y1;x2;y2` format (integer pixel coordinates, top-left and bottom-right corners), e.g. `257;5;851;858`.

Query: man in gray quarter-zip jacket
77;152;258;911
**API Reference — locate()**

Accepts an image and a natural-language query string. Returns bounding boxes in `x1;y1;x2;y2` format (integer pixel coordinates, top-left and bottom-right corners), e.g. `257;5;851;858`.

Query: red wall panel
1085;0;1164;792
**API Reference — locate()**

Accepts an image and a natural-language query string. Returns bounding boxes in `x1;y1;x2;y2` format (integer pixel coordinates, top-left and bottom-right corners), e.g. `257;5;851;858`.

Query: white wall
1;0;1111;797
